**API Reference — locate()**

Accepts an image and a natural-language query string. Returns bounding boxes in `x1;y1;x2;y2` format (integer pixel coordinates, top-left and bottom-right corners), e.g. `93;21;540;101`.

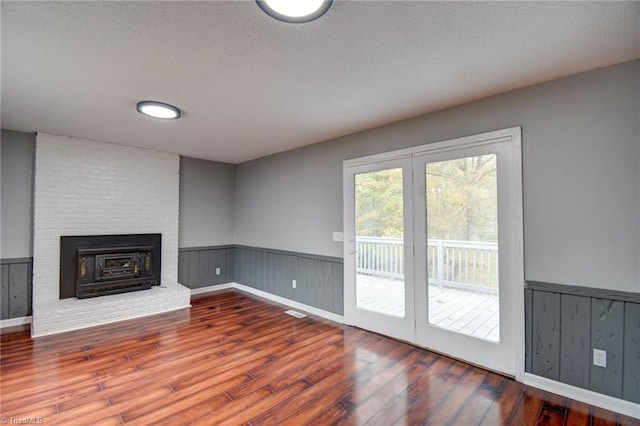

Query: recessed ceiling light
136;101;181;120
256;0;332;23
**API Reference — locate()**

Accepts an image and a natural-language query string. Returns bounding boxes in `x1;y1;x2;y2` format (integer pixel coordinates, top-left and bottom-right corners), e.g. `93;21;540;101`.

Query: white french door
344;127;524;377
412;133;523;375
343;157;415;342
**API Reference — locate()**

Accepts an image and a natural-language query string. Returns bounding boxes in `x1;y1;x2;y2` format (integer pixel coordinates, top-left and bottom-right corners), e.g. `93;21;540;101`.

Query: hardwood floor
1;290;637;425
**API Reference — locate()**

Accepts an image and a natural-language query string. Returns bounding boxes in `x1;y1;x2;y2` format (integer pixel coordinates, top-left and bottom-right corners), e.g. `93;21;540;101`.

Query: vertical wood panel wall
233;246;343;315
178;246;235;289
622;303;640;402
525;282;640;403
559;294;590;388
177;245;343;316
0;258;33;320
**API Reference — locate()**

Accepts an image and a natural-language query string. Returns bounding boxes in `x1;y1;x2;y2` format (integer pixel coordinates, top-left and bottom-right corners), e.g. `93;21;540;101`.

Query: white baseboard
229;283;345;324
190;283;234;296
524;373;640;419
189;282;344;324
0;316;32;326
0;316;32;334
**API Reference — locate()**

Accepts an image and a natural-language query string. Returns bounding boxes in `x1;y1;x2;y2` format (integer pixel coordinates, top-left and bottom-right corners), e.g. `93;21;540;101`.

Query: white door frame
343;127;525;381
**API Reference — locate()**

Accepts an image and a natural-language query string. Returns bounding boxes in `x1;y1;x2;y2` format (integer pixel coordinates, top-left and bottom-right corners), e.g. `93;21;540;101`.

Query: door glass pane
426;155;499;341
355;168;405;317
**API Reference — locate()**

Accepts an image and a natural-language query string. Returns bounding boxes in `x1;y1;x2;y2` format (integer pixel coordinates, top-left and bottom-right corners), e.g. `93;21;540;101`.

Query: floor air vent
284;310;307;318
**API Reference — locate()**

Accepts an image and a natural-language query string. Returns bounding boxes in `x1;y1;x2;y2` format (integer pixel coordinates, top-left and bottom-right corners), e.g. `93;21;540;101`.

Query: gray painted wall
235;60;640;293
1;130;35;259
179;156;235;248
525;282;640;403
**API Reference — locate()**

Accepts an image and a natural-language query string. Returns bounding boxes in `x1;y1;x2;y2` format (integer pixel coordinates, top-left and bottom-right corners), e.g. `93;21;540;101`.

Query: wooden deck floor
357;274;499;341
1;290;637;425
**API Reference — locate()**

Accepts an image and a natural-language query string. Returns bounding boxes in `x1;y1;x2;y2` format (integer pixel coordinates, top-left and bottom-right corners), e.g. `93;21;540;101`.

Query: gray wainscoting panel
178;246;235;289
525;281;639;404
178;250;188;284
0;258;33;319
233;248;245;286
198;251;209;287
559;294;590;388
225;249;234;283
1;264;9;320
187;252;200;287
623;302;640;403
531;290;561;380
590;298;624;398
332;262;344;315
234;246;343;315
525;288;533;373
209;251;221;285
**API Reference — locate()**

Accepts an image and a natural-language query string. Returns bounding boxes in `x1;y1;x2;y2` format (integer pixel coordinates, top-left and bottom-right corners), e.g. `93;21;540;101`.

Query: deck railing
356;236;498;294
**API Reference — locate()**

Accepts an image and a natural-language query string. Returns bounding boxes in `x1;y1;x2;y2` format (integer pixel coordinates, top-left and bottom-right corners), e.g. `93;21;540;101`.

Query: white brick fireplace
31;133;191;337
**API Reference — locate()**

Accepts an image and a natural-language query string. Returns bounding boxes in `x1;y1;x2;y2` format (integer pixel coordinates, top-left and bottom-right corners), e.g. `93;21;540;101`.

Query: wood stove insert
60;234;161;299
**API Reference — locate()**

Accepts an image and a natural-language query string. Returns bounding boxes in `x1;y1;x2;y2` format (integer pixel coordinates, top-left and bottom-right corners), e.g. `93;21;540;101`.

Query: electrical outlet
215;267;221;275
292;280;297;289
333;232;344;242
593;348;607;367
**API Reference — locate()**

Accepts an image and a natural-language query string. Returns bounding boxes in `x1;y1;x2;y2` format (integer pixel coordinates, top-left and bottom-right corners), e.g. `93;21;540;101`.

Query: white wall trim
343;127;516;167
0;316;32;334
524;373;640;420
190;283;234;295
190;283;345;323
230;283;345;324
0;316;32;327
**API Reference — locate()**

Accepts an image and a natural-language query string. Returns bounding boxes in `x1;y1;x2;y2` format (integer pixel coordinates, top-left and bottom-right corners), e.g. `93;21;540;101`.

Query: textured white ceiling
2;1;639;164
